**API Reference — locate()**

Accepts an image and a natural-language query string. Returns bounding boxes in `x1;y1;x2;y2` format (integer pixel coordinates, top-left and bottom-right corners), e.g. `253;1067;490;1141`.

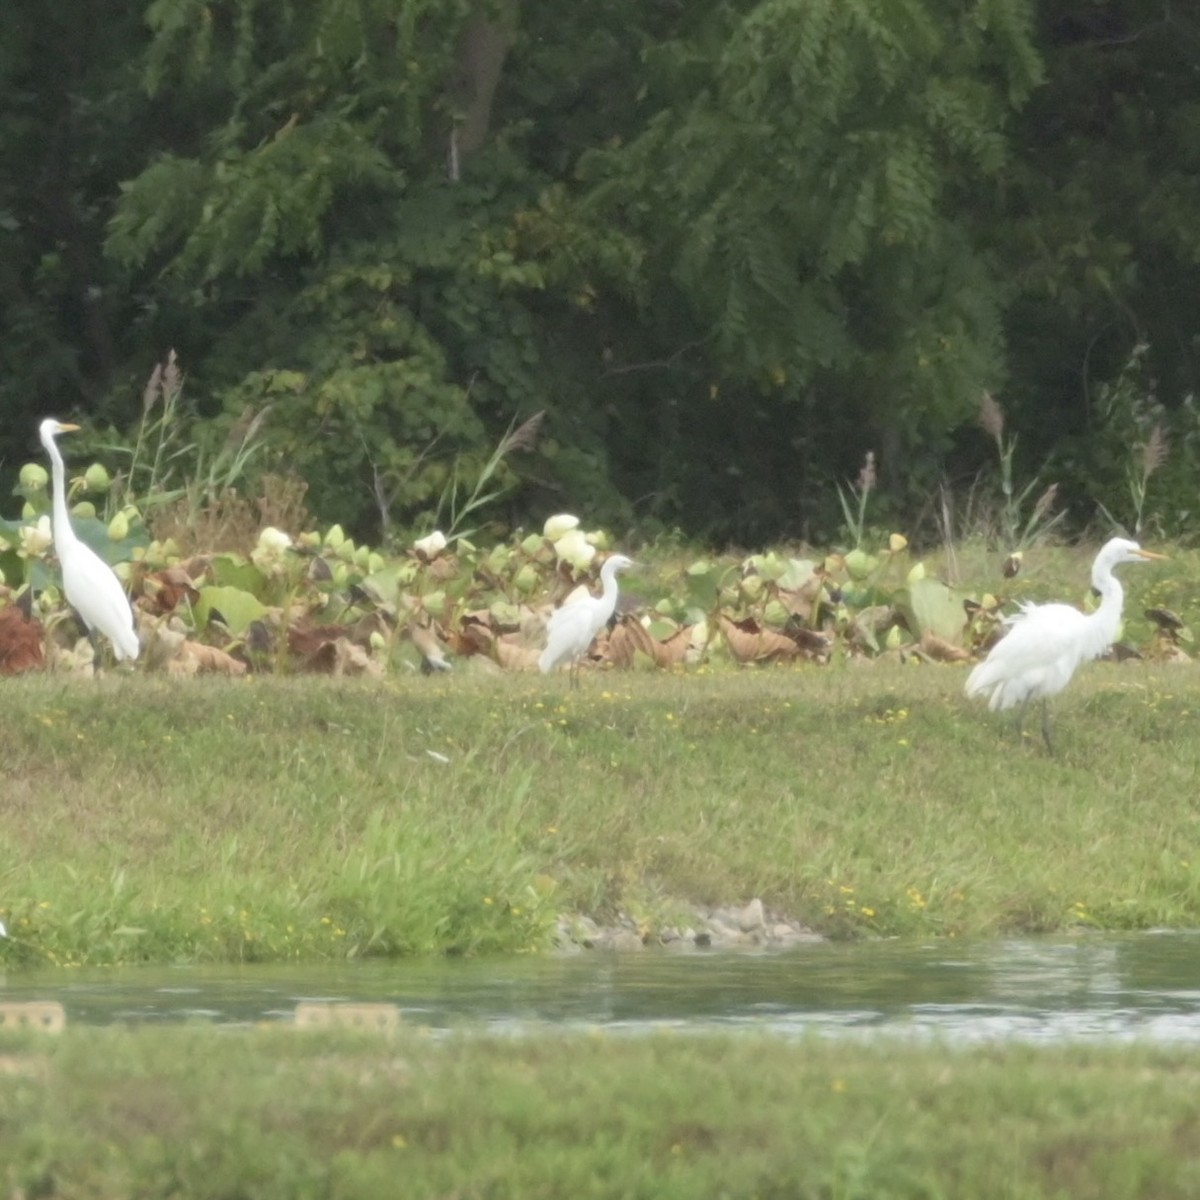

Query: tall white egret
965;537;1166;751
539;553;635;684
39;419;139;664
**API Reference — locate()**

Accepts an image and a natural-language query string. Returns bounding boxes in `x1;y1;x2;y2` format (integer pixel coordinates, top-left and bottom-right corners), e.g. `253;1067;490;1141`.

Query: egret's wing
965;603;1090;710
62;540;139;660
539;599;599;673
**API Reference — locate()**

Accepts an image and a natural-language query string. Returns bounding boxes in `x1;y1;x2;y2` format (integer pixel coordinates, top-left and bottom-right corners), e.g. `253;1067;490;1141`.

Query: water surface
5;932;1200;1042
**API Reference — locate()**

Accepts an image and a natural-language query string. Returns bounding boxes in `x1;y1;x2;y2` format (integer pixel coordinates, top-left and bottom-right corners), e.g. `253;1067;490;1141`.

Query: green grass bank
3;1026;1200;1198
4;652;1200;967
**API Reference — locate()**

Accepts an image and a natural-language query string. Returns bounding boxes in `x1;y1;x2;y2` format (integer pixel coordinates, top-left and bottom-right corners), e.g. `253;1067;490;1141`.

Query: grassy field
3;542;1198;1197
3;643;1200;967
2;1025;1200;1198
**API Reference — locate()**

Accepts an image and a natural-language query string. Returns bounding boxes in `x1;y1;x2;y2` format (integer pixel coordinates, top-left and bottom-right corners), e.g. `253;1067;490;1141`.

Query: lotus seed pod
324;524;346;550
84;462;111;493
513;563;539;594
889;532;908;553
107;510;130;541
297;530;321;550
585;529;610;550
19;462;49;491
334;537;357;562
369;630;386;652
423;591;446;618
542;513;580;541
520;532;546;557
72;501;96;519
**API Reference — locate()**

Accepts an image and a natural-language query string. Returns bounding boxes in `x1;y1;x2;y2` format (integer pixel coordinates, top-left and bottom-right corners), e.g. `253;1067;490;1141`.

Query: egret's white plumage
965;537;1165;749
539;553;634;681
40;418;139;663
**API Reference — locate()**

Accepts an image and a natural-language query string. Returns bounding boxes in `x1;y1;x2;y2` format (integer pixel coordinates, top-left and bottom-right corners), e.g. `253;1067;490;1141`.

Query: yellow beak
58;422;81;433
1136;549;1169;561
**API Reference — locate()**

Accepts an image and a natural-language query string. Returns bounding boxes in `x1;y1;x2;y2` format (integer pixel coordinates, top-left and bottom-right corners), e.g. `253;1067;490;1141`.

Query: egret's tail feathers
113;624;140;662
964;659;996;700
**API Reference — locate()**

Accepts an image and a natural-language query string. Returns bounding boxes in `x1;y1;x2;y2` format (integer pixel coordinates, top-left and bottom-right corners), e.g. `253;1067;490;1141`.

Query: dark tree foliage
0;0;1198;545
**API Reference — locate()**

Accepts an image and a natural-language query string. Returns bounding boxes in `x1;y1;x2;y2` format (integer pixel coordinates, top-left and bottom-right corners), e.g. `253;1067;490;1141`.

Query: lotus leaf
776;558;817;591
211;556;269;596
744;552;785;581
485;545;511;573
647;617;677;641
194;585;267;635
684;562;720;613
901;577;968;644
67;514;151;568
843;549;879;580
763;599;791;627
740;575;765;601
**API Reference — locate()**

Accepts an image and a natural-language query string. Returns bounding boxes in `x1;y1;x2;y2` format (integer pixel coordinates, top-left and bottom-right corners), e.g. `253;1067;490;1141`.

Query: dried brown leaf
180;641;248;676
494;636;541;671
0;607;44;675
718;615;801;664
918;630;971;663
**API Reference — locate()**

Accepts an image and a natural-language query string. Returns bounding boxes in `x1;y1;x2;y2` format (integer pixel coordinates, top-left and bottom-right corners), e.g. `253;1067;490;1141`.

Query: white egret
39;419;139;664
539;553;635;684
965;537;1166;751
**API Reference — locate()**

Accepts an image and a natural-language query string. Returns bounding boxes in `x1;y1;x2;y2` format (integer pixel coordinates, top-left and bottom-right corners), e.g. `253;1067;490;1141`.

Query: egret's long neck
598;561;622;618
1089;569;1125;648
600;562;619;601
43;434;77;549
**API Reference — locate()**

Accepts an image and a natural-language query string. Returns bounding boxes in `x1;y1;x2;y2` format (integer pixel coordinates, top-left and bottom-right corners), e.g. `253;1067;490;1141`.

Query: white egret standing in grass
539;553;635;685
39;418;139;664
965;537;1166;752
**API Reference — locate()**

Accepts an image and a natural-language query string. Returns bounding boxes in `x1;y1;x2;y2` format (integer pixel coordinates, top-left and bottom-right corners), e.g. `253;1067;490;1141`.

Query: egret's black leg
88;629;102;676
1040;699;1055;756
1014;702;1027;744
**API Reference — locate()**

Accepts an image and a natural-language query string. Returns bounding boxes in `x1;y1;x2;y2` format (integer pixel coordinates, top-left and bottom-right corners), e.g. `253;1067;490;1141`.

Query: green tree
574;0;1043;539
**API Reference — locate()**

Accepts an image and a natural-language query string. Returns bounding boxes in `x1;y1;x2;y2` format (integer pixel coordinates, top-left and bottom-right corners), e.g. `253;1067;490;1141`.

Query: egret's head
604;553;637;574
1106;537;1167;565
39;418;81;440
1094;537;1168;587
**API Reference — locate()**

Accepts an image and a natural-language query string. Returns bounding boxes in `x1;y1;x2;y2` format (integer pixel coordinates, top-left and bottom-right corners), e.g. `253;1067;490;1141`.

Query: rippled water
5;932;1200;1041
